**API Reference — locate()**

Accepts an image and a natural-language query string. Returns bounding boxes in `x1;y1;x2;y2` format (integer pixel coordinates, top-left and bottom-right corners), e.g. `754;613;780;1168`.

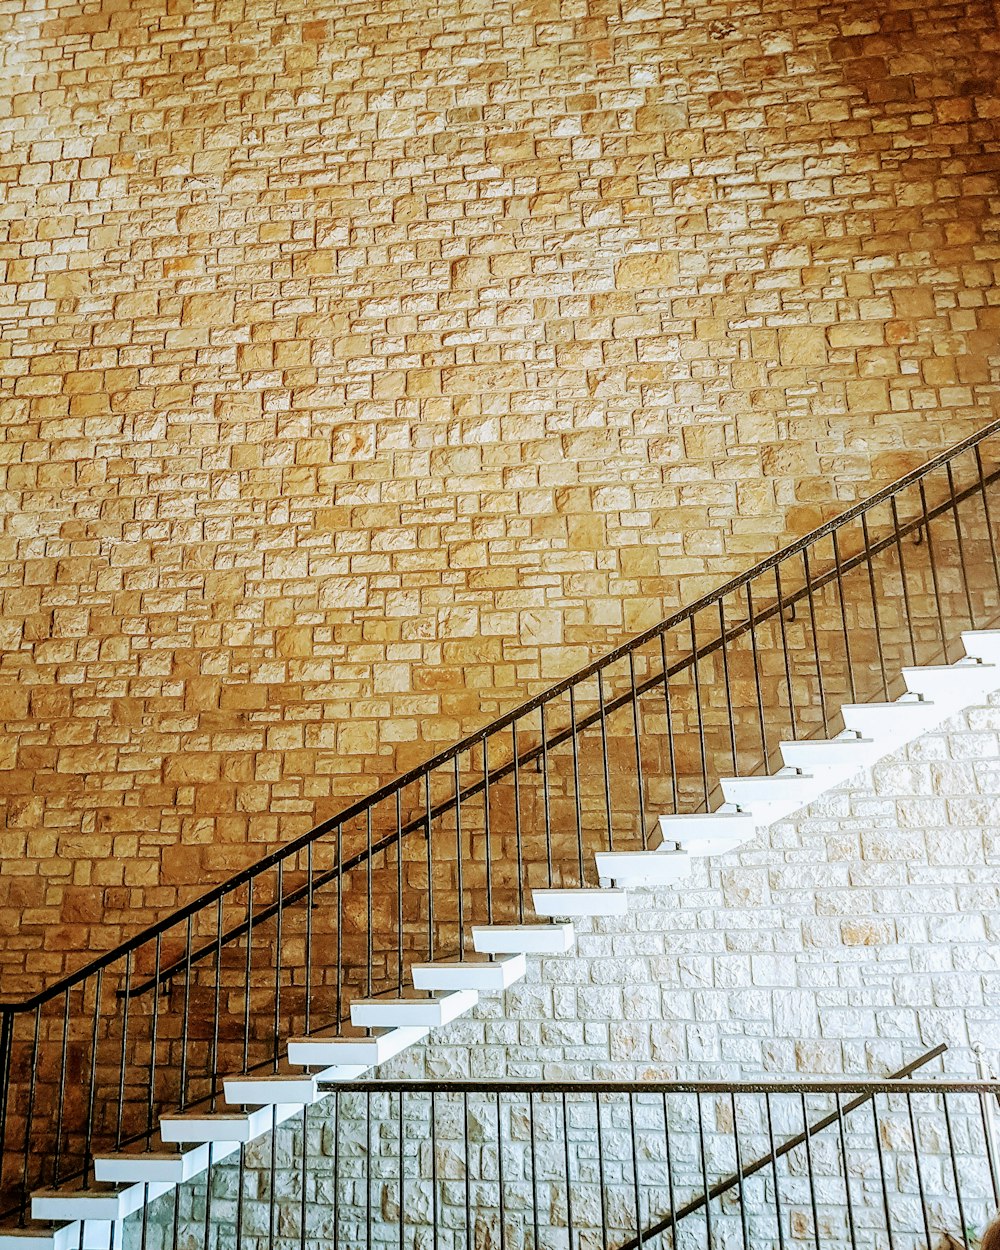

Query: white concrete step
94;1139;238;1185
962;630;1000;664
779;734;876;776
159;1102;300;1144
31;1179;165;1224
532;888;629;917
411;953;526;992
0;1225;85;1250
223;1071;322;1107
350;990;478;1030
655;811;756;856
0;1226;118;1250
472;923;575;954
288;1025;427;1068
720;771;819;822
595;848;690;888
840;694;941;745
902;660;1000;705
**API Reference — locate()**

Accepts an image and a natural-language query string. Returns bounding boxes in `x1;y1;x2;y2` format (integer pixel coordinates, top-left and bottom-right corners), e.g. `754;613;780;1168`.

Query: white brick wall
139;702;1000;1249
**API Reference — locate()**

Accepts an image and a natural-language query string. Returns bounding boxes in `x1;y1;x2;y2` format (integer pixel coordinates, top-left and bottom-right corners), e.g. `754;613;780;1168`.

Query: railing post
0;1007;14;1205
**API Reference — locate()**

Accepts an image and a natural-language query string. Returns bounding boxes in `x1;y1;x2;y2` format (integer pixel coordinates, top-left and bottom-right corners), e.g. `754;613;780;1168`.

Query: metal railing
145;1068;1000;1250
2;418;1000;1219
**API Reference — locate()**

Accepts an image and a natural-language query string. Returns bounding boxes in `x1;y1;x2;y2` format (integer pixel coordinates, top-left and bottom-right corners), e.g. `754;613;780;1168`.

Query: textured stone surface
2;0;1000;985
135;706;1000;1249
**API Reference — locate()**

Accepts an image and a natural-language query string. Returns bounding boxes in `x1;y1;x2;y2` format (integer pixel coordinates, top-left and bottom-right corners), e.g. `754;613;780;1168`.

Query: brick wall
144;705;1000;1249
2;0;1000;988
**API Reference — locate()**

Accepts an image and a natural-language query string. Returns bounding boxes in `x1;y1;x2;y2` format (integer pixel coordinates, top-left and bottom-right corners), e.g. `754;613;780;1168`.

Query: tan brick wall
1;0;999;989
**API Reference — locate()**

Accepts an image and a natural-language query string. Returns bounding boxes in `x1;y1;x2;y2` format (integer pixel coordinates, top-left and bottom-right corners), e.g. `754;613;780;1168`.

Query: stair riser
350;991;477;1030
472;925;575;954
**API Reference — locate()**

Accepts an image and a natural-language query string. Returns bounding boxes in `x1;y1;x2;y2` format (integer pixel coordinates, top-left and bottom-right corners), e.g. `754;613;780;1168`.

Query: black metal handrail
5;414;1000;1015
123;461;1000;999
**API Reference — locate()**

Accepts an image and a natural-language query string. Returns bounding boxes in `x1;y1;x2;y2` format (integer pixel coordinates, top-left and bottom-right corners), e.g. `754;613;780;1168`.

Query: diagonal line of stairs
5;629;1000;1248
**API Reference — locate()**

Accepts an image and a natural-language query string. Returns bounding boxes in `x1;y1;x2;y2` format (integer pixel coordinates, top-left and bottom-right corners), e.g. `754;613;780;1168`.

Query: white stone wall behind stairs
383;700;1000;1084
141;703;1000;1250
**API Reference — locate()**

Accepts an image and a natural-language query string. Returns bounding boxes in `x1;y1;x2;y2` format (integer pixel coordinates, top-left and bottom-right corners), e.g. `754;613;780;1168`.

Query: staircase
2;421;1000;1248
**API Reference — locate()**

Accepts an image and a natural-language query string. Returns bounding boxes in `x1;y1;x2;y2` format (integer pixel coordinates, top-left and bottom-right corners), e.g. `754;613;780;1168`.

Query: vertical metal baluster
305;843;314;1037
147;933;161;1146
300;1104;309;1250
333;1090;340;1250
561;1092;574;1248
366;1093;372;1250
831;530;857;704
529;1093;540;1250
116;952;131;1149
597;669;614;849
870;1094;896;1249
730;1093;749;1250
181;917;192;1108
171;1168;181;1250
83;970;103;1185
431;1090;438;1250
569;687;584;885
19;1007;40;1220
745;580;769;768
365;810;372;999
802;548;828;731
942;1093;971;1248
396;791;404;990
0;1009;12;1215
540;705;553;887
596;1093;609;1248
979;1085;1000;1206
455;750;467;955
237;1140;246;1250
243;880;254;1074
628;1092;643;1249
398;1091;405;1250
496;1093;506;1250
861;512;889;699
275;861;284;1072
718;599;738;774
425;773;435;960
919;479;948;657
512;721;525;922
834;1093;858;1250
660;1093;677;1244
463;1092;471;1250
764;1093;785;1250
660;635;679;816
975;445;1000;601
210;898;222;1110
629;652;648;844
948;460;976;627
890;496;918;667
689;614;709;810
483;734;493;926
336;822;344;1024
53;989;70;1185
203;1143;214;1250
774;564;797;740
696;1093;713;1250
800;1094;821;1250
906;1091;933;1250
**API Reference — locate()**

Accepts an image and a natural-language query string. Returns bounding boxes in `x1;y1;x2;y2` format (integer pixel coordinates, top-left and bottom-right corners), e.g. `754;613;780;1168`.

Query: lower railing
144;1069;1000;1250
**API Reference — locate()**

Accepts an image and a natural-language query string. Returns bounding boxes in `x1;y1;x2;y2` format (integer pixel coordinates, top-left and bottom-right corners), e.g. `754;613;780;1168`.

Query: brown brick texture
1;0;999;990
